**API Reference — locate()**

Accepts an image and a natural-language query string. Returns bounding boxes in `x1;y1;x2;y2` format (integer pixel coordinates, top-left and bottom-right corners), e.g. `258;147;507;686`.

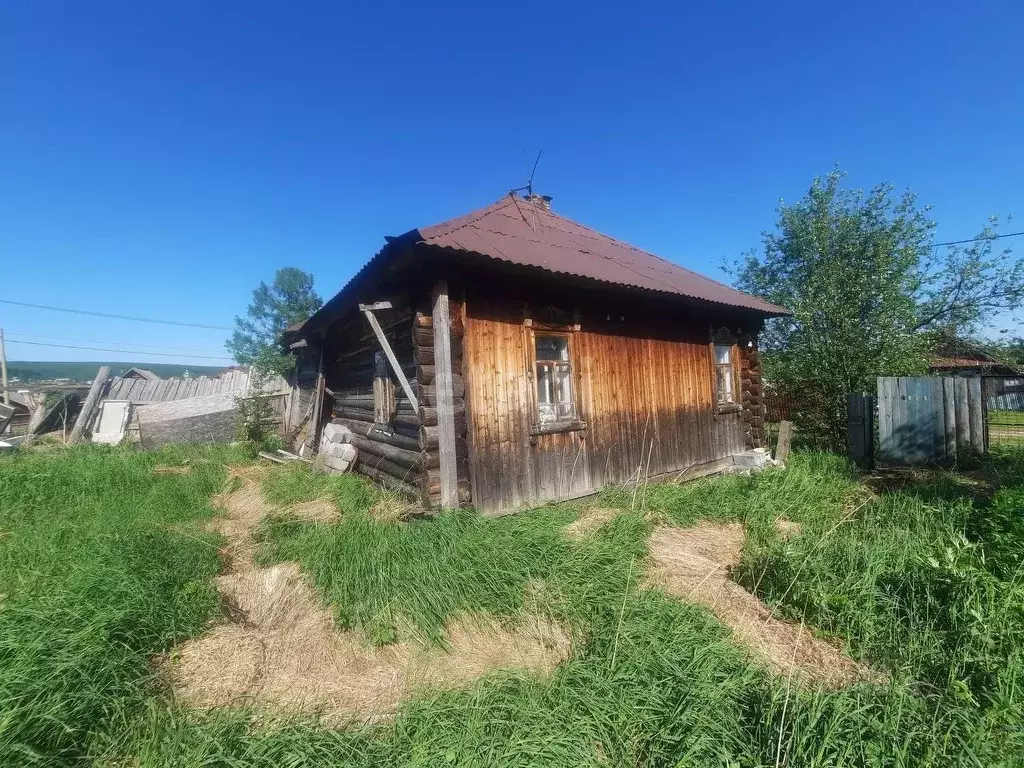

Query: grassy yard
989;409;1024;426
1;445;1023;766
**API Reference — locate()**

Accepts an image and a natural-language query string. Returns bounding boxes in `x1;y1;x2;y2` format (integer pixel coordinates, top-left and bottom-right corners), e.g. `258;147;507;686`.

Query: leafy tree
226;267;322;375
733;171;1023;449
980;335;1024;368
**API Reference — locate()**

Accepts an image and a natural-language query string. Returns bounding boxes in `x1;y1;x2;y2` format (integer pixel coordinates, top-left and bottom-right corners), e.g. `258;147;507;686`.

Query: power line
6;331;227;355
0;299;233;330
932;230;1024;248
7;339;233;360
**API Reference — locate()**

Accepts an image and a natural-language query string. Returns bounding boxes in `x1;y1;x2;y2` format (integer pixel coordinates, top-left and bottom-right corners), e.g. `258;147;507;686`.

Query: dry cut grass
170;467;570;725
646;521;872;688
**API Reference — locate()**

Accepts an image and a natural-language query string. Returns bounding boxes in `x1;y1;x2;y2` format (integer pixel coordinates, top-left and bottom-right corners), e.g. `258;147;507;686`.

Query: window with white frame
535;333;576;423
714;343;737;405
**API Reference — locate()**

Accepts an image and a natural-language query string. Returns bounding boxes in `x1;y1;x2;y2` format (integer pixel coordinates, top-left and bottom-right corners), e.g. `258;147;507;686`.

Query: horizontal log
399;378;464;406
333;386;374;398
418;403;466;428
338;336;414;362
341;358;416;380
334;405;376;422
427;479;472;504
359;453;424;484
335;394;376;406
414;326;433;347
414;311;433;328
420;416;467;449
347;433;423;469
356;464;419;499
393;413;422;430
392;422;421;442
416;365;435;385
331;417;422;452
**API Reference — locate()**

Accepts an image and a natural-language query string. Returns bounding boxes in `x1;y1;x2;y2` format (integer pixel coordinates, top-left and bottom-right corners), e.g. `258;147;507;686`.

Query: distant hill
7;361;228;383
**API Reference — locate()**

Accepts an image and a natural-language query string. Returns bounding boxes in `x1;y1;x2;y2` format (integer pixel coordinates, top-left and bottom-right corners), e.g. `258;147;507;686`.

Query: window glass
535;334;575;423
714;343;736;404
716;365;734;403
536;335;570;361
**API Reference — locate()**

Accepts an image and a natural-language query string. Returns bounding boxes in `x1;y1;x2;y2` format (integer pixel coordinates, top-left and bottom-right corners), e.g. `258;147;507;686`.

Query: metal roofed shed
288;193;790;514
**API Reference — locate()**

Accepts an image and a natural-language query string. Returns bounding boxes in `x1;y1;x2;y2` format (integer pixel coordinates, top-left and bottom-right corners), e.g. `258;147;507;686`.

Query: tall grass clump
0;445;236;764
259;465;650;644
737;449;1024;765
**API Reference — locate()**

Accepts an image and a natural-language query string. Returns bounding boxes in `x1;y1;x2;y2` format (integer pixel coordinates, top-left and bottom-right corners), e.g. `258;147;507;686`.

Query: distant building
929;335;1020;377
119;367;161;381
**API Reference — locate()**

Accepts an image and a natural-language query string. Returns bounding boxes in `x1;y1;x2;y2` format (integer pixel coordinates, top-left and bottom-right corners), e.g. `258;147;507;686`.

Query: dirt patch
646;522;872;688
564;507;623;540
170;466;570;725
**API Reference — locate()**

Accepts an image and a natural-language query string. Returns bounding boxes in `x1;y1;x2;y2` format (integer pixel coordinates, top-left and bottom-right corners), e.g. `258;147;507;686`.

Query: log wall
738;332;766;449
324;307;425;498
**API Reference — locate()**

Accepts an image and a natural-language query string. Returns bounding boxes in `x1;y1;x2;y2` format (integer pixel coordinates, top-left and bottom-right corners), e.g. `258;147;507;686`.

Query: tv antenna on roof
511;150;543;199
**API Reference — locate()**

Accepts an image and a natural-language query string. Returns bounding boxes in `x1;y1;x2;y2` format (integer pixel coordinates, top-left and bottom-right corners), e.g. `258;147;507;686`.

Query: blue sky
3;0;1022;365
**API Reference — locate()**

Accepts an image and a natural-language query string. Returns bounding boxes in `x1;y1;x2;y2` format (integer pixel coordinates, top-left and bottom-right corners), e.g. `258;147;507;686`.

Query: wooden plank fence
877;376;985;464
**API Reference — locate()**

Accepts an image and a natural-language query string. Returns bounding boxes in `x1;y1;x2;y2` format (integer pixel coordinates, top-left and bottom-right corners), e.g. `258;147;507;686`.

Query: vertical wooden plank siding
464;301;747;514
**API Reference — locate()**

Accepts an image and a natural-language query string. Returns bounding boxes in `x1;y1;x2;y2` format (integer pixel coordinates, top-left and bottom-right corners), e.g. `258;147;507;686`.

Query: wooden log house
285;194;789;514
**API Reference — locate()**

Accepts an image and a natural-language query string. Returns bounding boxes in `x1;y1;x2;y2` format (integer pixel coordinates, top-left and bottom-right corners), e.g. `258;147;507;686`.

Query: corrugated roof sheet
406;195;789;316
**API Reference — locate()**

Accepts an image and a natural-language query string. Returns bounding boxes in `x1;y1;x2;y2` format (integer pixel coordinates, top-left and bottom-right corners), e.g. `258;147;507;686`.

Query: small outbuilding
286;194;789;514
929;334;1020;377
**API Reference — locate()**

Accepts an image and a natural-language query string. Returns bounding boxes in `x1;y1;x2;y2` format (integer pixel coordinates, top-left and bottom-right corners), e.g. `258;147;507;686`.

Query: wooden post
67;366;110;445
0;328;9;406
775;420;793;465
942;377;958;462
432;281;459;509
847;393;874;470
309;372;326;454
967;376;985;453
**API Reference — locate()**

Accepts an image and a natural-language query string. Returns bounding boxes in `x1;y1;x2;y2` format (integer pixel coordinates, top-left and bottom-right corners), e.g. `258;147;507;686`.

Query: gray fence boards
877;376;985;464
986;377;1024;411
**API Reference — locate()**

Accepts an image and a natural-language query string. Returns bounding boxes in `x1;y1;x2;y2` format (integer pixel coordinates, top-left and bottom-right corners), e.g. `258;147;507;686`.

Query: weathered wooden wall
135;393;240;448
463;297;751;514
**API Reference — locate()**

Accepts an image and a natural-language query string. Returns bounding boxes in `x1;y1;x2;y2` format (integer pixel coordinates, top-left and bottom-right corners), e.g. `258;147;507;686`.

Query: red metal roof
404;194;789;316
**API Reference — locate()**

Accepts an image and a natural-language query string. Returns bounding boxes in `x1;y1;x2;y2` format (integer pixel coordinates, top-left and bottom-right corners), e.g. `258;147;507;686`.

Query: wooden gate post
847;392;875;470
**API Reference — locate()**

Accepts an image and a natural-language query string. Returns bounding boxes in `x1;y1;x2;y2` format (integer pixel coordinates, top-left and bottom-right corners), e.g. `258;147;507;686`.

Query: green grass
0;443;257;765
989;410;1024;426
2;444;1024;766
